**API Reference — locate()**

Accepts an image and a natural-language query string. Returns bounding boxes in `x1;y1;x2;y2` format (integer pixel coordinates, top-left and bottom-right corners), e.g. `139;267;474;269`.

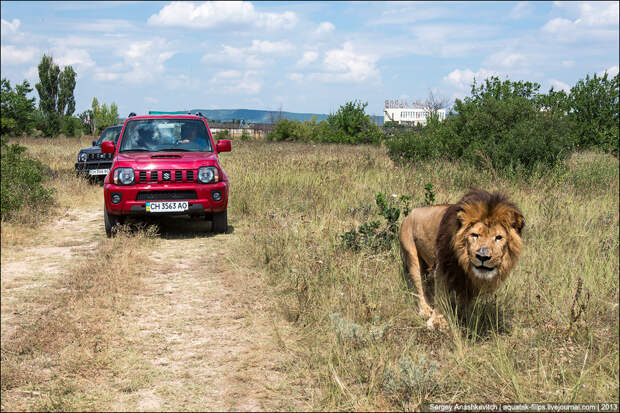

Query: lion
399;189;524;329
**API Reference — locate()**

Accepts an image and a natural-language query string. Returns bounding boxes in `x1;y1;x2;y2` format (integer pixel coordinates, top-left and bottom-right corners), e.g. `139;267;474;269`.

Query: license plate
89;168;109;176
146;201;189;213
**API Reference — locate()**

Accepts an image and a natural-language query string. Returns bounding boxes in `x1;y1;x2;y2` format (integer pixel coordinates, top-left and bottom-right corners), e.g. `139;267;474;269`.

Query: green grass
225;141;619;410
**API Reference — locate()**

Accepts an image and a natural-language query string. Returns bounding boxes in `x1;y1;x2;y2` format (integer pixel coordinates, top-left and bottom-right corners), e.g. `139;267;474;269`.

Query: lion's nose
476;247;491;263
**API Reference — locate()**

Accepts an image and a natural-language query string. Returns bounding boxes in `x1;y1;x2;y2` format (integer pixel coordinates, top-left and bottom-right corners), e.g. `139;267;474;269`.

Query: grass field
1;135;618;411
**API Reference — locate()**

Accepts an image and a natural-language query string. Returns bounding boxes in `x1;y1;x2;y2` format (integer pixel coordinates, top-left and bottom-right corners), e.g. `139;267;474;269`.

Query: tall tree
58;66;77;117
34;54;77;136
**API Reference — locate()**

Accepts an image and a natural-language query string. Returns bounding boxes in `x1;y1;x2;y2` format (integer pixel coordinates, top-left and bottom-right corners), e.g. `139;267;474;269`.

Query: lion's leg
426;269;449;330
400;236;433;319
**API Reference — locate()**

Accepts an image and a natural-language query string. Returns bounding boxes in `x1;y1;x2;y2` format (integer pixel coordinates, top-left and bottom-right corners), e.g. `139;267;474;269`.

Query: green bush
387;76;578;175
569;72;619;156
61;116;84;137
213;129;229;139
267;102;385;144
1;137;54;219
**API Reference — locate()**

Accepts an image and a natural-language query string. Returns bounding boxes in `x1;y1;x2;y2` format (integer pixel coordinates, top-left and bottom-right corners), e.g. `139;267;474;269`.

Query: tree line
1;54;120;138
267;72;618;175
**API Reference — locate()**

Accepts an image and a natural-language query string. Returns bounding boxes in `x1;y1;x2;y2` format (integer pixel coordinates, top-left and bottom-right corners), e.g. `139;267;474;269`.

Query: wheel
211;210;228;234
104;208;122;237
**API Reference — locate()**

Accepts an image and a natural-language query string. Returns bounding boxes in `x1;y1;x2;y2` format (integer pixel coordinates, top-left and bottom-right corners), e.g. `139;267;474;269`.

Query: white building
384;107;446;126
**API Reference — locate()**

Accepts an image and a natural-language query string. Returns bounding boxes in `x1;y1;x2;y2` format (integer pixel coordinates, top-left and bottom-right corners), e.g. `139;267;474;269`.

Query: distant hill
183;108;383;125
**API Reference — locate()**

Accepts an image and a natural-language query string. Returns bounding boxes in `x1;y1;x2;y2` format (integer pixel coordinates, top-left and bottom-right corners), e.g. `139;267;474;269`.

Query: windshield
96;126;122;145
119;119;213;153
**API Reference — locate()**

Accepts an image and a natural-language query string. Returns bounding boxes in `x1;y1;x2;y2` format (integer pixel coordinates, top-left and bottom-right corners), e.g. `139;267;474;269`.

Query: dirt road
1;207;305;411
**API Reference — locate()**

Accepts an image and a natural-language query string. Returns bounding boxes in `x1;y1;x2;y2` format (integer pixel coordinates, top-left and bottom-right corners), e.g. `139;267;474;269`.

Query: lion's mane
435;189;524;303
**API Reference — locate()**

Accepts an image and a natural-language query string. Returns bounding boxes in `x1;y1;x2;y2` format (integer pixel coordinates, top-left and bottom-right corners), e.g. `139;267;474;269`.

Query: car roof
125;115;205;121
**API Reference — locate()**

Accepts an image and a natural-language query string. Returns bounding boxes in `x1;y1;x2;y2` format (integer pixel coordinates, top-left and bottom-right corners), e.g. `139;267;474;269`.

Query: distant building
383;99;446;126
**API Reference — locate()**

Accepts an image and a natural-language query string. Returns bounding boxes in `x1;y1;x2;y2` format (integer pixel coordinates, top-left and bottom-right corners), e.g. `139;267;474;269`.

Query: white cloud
297;51;318;67
599;65;619;77
248;40;293;54
95;39;177;84
1;18;20;37
315;42;379;83
287;73;303;82
73;19;134;32
202;45;266;68
53;48;96;72
542;2;619;40
210;69;262;95
0;45;39;65
443;68;499;91
148;1;297;30
485;51;528;68
510;2;533;19
550;79;571;92
314;21;334;36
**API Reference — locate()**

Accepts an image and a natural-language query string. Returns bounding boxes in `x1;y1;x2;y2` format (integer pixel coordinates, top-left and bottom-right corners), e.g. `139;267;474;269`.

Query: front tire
104;208;122;237
211;210;228;234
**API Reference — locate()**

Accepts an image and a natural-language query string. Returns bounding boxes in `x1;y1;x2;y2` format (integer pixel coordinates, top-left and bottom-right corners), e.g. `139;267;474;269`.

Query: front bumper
75;161;113;177
104;181;229;217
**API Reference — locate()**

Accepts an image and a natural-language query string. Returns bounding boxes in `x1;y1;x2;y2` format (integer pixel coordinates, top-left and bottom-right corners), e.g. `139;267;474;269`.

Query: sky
1;1;618;118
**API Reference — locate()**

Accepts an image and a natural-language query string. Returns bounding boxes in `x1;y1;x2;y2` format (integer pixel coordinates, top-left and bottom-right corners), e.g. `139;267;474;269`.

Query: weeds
340;191;411;251
383;354;439;410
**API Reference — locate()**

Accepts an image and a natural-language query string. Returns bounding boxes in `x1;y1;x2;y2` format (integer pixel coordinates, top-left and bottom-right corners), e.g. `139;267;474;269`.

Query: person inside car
177;123;207;147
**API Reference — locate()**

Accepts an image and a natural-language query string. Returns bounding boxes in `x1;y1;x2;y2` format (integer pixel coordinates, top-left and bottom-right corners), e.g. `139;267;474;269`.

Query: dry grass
1;226;159;411
224;141;619;410
2;136;617;410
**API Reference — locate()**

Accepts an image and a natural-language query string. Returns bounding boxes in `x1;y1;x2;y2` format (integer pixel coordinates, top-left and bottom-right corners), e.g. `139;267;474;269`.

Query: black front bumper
75;161;113;176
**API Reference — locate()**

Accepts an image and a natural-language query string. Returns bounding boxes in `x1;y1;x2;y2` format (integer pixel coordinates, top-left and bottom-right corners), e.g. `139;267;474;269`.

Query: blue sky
1;1;618;118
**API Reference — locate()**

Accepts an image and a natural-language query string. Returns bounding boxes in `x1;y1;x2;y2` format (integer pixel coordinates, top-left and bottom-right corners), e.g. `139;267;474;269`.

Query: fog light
111;193;122;204
211;190;222;202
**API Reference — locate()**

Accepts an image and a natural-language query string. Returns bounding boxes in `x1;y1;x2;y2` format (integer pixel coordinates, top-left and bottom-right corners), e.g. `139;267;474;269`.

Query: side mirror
101;141;116;154
216;139;231;153
92;140;97;146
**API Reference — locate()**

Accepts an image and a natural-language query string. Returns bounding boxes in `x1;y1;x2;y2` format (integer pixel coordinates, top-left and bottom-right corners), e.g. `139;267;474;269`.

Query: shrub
240;129;251;141
387;76;578;175
213;129;229;139
340;192;410;252
569;72;619;156
1;137;54;220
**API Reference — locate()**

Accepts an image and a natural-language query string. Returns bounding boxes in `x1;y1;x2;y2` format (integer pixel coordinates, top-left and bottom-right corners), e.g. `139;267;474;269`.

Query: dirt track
1;207;304;411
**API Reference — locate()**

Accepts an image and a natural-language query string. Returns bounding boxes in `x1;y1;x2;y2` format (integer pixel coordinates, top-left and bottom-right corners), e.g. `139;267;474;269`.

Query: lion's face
453;198;524;288
462;222;508;281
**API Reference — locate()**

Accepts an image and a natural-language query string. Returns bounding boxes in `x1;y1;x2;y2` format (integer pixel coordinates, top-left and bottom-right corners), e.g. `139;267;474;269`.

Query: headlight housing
78;152;88;162
113;167;135;185
198;166;219;183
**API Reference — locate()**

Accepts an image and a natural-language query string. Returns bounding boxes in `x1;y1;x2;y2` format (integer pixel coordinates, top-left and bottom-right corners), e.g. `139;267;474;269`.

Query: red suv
101;114;231;237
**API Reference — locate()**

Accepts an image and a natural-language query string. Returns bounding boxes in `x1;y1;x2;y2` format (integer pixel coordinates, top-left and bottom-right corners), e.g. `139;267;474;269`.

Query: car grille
135;169;197;183
88;153;113;160
136;190;198;201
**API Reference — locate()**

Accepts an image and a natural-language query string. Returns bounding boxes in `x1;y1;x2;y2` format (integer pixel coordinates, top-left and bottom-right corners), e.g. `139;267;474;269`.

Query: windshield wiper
119;148;150;153
156;148;192;152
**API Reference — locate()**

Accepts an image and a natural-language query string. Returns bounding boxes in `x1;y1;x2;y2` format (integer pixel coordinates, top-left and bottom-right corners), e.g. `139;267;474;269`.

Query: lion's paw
418;303;434;320
426;311;448;330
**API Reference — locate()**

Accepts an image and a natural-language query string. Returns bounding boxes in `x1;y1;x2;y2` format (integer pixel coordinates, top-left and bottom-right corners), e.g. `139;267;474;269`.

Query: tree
327;100;373;142
568;72;619;155
89;97;120;135
1;78;37;136
34;54;76;136
414;90;451;116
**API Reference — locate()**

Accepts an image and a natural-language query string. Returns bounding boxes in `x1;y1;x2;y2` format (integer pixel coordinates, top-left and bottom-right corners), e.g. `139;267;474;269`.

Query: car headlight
198;166;219;183
113;167;135;185
78;152;88;162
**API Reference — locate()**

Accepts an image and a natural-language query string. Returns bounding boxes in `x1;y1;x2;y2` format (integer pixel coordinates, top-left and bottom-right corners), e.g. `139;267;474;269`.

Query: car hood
114;151;219;169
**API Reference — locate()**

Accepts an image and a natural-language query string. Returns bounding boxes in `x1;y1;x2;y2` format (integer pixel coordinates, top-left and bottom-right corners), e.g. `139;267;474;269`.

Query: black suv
75;124;123;179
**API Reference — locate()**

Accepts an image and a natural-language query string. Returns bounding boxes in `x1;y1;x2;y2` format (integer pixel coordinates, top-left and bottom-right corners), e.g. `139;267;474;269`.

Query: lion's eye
495;235;503;241
471;233;479;238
